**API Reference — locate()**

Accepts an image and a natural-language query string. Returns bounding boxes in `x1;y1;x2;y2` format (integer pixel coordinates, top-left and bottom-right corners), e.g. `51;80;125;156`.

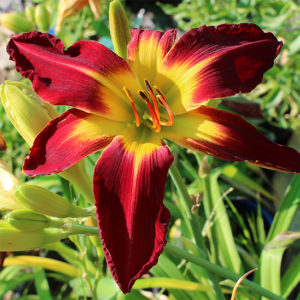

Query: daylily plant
7;22;300;292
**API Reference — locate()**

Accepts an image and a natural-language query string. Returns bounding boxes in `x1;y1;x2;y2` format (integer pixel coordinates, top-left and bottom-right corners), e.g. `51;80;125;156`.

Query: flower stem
58;223;99;236
164;244;285;300
169;162;225;299
169;163;204;248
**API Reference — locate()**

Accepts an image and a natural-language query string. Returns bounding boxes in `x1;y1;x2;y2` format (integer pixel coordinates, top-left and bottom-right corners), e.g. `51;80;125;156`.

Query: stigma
123;80;174;133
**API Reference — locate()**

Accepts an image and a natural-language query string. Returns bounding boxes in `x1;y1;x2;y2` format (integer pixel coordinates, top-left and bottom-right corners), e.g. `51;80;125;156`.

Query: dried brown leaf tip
0;133;6;151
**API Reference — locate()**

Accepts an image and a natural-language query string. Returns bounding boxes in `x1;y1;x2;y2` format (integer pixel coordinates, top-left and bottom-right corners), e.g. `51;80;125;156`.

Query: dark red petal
23;108;124;176
163;106;300;173
160;23;282;114
7;31;136;120
94;136;173;293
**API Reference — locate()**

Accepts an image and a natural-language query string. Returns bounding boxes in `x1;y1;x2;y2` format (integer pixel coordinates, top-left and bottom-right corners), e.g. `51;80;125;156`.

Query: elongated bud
0;81;94;203
0;12;34;33
109;0;131;60
0;159;21;210
34;4;51;32
15;184;92;218
0;81;58;147
25;5;35;22
6;209;50;231
0;221;69;251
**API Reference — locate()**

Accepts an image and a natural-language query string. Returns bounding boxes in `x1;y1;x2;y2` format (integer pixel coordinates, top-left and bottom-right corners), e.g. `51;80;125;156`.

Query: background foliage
0;0;299;299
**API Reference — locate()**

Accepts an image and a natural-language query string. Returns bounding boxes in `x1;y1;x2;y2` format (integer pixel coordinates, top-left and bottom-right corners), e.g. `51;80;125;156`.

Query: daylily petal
7;31;138;121
157;23;282;115
163;106;300;173
94;127;174;292
128;29;177;83
23;108;124;176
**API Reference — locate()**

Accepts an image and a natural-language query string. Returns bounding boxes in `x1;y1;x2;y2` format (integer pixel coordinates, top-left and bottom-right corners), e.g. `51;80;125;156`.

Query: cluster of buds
0;160;95;251
0;81;96;251
0;0;102;34
0;2;52;33
0;81;94;202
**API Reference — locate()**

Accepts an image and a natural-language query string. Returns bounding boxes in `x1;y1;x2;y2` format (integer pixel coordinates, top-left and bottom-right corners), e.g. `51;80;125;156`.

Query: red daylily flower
7;24;300;292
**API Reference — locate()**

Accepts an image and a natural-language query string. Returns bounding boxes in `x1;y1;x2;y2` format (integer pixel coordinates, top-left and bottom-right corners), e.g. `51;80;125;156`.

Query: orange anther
139;90;161;132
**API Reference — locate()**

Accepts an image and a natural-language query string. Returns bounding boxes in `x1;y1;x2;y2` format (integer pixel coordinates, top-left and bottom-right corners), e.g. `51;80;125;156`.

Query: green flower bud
109;0;131;60
34;4;51;32
25;5;35;22
0;81;59;147
0;12;34;33
0;81;94;203
0;159;21;210
0;221;69;251
5;209;51;231
15;184;93;218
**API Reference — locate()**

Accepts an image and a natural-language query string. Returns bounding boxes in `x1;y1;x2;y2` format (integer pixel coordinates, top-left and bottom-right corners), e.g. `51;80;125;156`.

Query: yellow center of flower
123;80;174;133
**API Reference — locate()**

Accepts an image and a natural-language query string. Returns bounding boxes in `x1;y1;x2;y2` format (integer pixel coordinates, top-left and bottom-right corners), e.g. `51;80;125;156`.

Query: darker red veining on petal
94;137;173;293
163;23;282;105
7;31;133;116
128;28;177;62
186;106;300;173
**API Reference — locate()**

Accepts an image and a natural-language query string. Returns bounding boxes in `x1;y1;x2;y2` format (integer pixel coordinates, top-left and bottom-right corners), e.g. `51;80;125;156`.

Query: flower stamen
139;90;161;132
123;87;140;127
155;88;174;126
144;79;160;121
